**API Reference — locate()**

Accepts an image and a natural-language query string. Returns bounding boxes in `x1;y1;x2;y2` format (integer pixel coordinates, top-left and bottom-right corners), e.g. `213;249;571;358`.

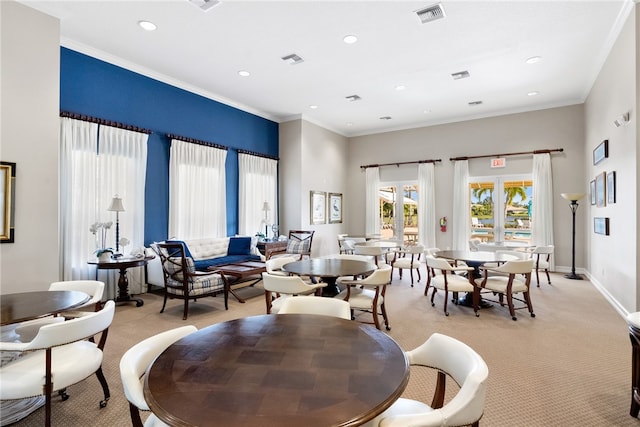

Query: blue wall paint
60;48;279;244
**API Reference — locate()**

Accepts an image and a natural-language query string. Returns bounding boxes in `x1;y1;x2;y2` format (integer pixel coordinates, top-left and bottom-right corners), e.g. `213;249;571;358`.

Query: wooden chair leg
409;269;414;287
443;290;449;316
183;298;189;320
95;365;110;408
431;371;446;409
545;268;551;285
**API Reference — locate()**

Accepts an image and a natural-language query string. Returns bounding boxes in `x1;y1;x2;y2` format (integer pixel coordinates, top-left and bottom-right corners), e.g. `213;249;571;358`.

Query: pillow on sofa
166;240;194;259
227;237;252;255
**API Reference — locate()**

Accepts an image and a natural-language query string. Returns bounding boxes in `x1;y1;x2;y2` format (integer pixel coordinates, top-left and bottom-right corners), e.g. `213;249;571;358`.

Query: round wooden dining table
0;290;89;326
144;314;409;427
282;258;377;297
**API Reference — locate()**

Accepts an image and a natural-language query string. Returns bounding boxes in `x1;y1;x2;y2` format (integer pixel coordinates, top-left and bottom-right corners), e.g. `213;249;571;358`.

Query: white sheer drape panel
418;163;436;248
452;160;470;251
365;167;380;236
238;153;278;237
532;153;555;269
98;126;149;295
60;118;99;281
169;139;227;239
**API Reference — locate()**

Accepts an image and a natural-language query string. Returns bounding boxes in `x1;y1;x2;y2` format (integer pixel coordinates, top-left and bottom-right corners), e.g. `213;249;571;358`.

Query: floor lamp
561;192;585;280
108;195;125;253
262;201;270;240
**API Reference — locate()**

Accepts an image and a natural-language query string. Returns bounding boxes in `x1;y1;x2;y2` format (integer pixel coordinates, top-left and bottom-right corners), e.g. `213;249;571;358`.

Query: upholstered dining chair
425;256;476;317
262;272;327;314
120;325;197;427
336;263;392;331
364;332;489;427
285;230;315;260
530;245;554;286
0;300;115;427
390;244;424;286
265;256;296;276
278;295;351;319
154;242;230;320
477;259;535;320
354;244;387;267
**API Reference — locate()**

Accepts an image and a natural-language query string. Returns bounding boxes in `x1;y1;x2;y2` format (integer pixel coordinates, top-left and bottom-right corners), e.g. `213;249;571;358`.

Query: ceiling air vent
451;70;470;80
188;0;221;12
416;3;446;24
345;95;362;102
281;53;304;65
379;116;392;120
468;101;483;106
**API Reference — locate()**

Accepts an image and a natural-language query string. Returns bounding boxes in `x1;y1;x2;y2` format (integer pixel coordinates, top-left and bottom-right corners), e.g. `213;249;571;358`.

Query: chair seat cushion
0;341;102;400
194;254;261;271
167;274;225;297
393;259;421;269
432;275;474;292
483;276;528;293
368;397;435;426
336;287;382;309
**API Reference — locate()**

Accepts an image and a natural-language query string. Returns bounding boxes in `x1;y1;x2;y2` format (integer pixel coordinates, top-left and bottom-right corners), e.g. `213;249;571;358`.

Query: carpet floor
4;271;637;426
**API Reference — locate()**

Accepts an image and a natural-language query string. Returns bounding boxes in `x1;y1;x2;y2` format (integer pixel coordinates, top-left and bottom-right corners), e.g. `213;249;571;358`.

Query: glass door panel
503;180;532;243
470;181;495;242
379;184;419;244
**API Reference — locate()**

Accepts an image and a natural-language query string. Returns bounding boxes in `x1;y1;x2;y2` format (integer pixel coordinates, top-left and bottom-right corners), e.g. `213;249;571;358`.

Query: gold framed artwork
0;161;16;243
310;191;326;225
595;171;606;207
590;180;596;205
328;193;343;224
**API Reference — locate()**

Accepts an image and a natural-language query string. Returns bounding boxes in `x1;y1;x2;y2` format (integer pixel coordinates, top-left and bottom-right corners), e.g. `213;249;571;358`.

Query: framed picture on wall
593;139;608;165
595;171;606;207
590;180;596;205
594;217;610;235
310;191;326;225
606;171;616;204
328;193;343;224
0;161;16;243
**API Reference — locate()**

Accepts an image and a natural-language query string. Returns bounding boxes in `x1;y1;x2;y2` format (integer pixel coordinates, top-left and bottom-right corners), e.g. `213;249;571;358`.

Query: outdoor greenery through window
379;184;418;245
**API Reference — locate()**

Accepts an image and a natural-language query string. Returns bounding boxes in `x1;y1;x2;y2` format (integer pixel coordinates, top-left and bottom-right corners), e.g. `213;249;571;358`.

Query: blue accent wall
60;48;279;245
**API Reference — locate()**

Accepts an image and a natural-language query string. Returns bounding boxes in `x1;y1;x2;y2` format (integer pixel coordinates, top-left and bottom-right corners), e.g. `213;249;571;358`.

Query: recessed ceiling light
423;109;432;114
346;122;353;126
395;85;406;91
528;91;539;96
238;70;250;77
526;56;541;64
343;35;358;44
138;20;157;31
309;105;318;109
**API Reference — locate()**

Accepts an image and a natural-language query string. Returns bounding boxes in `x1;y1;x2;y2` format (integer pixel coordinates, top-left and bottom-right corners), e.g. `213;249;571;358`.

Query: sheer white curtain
365;167;380;236
169;139;227;239
60;119;148;298
452;160;470;250
418;163;436;248
60;118;99;281
238;153;278;238
532;153;555;269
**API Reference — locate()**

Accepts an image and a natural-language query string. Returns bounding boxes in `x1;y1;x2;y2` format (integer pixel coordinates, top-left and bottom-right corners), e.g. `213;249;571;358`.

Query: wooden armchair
153;242;230;320
269;230;315;260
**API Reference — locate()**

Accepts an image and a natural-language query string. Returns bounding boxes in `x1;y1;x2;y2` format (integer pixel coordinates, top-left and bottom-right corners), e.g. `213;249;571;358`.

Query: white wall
0;1;60;293
584;8;638;313
346;105;586;271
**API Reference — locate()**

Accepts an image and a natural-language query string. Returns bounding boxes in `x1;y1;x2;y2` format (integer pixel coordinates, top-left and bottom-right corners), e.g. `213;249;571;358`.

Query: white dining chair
278;295;351;320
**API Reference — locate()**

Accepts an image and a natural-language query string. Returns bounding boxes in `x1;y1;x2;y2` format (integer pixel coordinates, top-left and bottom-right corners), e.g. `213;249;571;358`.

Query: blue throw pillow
166;240;193;259
228;237;251;255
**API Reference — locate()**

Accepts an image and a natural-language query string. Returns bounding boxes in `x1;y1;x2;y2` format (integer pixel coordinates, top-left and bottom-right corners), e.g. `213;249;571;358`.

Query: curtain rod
450;148;563;161
237;149;279;161
360;159;442;170
60;111;153;134
167;133;228;151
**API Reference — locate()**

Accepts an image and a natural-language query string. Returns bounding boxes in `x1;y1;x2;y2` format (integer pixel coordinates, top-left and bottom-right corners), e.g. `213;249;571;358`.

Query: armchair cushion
227;236;252;255
286;239;310;255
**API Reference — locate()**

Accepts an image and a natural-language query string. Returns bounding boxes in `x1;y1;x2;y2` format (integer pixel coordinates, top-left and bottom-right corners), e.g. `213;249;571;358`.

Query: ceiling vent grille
281;54;304;65
188;0;221;12
416;3;446;23
468;100;483;106
345;95;362;102
451;70;470;80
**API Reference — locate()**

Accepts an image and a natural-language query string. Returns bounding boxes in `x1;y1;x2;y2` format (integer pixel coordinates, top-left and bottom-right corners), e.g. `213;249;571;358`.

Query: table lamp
108;195;125;253
560;192;585;280
262;201;270;239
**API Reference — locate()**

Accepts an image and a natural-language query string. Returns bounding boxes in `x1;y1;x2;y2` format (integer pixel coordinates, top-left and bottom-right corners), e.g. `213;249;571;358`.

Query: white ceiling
19;0;632;137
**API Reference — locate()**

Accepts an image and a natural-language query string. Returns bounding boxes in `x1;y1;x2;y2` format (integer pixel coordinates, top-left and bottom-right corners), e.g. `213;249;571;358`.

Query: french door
379;183;418;245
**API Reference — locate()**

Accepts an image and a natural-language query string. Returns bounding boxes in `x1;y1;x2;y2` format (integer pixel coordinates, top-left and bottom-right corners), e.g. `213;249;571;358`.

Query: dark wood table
282;258;377;297
1;290;89;326
213;261;266;303
88;255;154;307
144;314;409;427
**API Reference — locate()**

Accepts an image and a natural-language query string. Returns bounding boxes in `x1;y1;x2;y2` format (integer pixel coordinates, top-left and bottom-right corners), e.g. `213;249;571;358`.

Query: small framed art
594;217;610;236
593;139;608;165
595;171;606;207
310;191;326;225
606;171;616;204
0;161;16;243
328;193;343;224
590;180;596;205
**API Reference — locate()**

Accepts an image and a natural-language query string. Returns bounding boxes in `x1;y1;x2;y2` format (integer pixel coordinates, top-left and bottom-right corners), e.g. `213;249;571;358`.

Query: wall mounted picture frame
0;161;16;243
593;139;608;165
594;217;610;235
606;171;616;204
310;191;326;225
328;193;343;224
595;171;606;207
590;180;596;205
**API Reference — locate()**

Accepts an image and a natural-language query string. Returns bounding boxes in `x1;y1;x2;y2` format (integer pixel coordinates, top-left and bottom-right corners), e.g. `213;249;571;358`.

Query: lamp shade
560;193;585;202
262;201;270;212
107;196;125;212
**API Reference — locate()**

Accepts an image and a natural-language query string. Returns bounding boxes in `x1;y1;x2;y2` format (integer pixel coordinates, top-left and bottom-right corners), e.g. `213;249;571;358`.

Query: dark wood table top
1;290;90;326
435;250;518;264
282;258;377;279
144;314;409;427
87;255;154;269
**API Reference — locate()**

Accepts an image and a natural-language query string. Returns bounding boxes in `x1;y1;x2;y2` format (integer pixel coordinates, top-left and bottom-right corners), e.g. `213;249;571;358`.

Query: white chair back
279;296;351;319
491;259;534;274
262;272;324;294
266;256;296;273
49;280;105;309
357;263;392;286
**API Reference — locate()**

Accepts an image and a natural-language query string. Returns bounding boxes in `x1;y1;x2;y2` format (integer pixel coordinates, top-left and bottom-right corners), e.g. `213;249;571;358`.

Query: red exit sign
491;158;506;168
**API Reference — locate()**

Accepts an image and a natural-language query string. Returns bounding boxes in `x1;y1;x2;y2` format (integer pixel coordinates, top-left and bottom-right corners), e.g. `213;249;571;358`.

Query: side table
256;239;288;259
88;255;154;307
